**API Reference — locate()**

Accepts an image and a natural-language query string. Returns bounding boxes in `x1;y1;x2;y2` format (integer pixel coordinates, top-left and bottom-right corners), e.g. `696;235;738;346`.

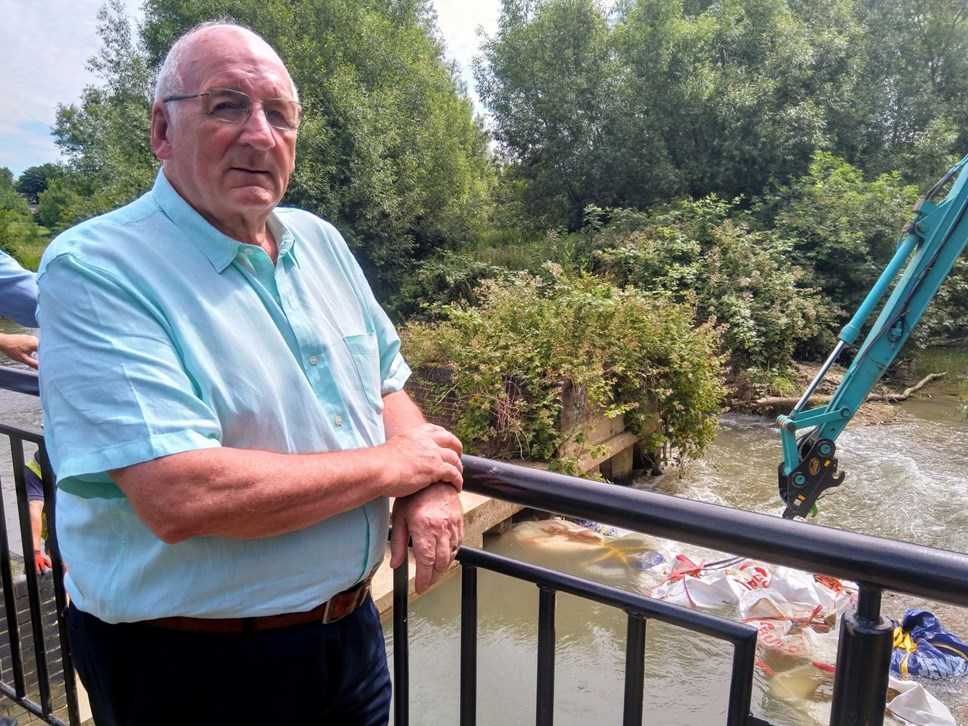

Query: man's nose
237;103;276;148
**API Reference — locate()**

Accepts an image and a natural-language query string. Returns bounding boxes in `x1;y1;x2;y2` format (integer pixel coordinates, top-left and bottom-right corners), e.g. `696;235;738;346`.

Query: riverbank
729;359;946;427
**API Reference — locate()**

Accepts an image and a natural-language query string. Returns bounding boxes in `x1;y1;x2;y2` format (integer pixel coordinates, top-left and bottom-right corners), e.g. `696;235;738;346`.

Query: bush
401;269;726;473
570;199;832;372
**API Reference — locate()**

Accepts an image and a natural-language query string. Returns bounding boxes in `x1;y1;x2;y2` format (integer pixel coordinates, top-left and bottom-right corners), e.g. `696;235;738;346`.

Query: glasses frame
162;88;302;133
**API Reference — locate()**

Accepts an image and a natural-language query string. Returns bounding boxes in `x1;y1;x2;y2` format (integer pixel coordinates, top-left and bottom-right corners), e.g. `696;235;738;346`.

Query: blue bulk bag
892;608;968;679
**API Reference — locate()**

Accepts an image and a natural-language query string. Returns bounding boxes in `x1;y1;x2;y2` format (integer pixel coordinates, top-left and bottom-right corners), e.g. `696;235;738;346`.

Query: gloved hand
34;550;52;575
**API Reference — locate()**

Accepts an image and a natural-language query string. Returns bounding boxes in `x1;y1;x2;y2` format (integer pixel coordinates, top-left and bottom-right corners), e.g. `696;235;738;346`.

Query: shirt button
244;248;254;255
309;356;319;365
334;416;344;427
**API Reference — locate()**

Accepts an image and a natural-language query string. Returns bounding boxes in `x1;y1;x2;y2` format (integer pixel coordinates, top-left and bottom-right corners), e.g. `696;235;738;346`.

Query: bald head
154;23;298;104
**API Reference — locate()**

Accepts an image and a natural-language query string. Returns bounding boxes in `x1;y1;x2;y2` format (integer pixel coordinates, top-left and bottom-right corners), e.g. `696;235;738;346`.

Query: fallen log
750;372;947;409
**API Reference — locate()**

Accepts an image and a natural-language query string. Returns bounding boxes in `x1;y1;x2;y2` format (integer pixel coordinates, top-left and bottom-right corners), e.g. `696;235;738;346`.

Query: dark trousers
66;598;392;725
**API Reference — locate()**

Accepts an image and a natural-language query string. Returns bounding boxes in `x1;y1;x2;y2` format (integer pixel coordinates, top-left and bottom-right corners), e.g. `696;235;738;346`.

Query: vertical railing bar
12;441;55;715
393;560;410;726
725;631;758;726
856;585;883;622
459;558;477;726
536;585;556;726
38;444;82;726
1;437;28;699
830;583;892;726
622;612;645;726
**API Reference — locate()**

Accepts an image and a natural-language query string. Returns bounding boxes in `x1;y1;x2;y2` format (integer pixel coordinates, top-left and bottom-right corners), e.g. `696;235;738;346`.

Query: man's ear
150;102;173;160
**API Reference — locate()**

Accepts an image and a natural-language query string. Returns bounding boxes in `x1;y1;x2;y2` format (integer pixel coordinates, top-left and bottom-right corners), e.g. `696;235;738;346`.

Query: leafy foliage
570;199;832;371
756;152;923;318
14;164;61;206
401;270;726;472
50;0;158;231
477;0;968;231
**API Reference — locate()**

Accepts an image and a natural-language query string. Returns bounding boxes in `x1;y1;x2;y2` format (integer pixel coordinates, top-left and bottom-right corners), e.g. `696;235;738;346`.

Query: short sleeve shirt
37;171;410;622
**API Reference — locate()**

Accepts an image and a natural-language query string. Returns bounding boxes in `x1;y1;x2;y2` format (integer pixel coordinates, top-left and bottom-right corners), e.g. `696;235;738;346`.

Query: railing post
460;561;477;726
536;585;556;726
393;562;410;726
623;612;645;726
829;585;893;726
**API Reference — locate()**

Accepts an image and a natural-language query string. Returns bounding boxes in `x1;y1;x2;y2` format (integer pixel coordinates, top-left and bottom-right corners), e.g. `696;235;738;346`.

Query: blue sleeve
37;251;222;496
0;250;38;327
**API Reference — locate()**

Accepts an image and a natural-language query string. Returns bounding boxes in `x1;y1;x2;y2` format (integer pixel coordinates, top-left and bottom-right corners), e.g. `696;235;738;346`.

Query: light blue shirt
0;249;38;327
37;171;410;623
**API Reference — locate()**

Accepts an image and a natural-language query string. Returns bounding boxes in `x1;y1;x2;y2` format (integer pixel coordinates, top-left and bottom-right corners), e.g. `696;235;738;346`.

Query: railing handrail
461;454;968;606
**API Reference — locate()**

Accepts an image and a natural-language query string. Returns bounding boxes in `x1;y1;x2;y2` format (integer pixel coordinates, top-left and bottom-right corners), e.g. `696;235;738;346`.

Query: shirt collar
151;170;297;272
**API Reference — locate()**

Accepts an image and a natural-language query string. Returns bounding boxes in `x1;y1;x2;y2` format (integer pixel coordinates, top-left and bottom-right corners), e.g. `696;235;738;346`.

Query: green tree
52;0;158;228
757;152;922;319
476;0;627;229
0;168;48;268
847;0;968;186
571;199;831;372
616;0;861;201
15;164;62;205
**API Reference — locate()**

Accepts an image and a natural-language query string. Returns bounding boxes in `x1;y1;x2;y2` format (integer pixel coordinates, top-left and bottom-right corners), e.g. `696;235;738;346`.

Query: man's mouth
230;167;270;177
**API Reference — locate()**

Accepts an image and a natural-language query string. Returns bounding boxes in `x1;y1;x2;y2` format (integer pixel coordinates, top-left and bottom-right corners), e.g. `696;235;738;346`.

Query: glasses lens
202;89;300;131
204;89;250;124
263;99;301;131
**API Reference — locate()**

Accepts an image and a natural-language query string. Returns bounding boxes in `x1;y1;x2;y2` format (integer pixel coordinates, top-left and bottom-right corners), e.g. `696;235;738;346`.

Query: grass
902;344;968;383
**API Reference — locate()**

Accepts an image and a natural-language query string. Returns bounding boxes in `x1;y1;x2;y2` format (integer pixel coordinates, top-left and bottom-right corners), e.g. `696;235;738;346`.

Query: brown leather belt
144;571;376;633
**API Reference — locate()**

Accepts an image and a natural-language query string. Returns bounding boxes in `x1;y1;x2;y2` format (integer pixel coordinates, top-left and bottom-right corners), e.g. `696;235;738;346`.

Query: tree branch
751;373;947;409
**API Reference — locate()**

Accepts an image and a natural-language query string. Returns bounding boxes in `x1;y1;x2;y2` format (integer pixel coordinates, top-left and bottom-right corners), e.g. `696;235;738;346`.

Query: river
388;378;968;725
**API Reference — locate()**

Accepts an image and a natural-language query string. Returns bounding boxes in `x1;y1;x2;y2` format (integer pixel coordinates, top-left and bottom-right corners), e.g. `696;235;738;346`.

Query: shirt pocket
343;332;384;411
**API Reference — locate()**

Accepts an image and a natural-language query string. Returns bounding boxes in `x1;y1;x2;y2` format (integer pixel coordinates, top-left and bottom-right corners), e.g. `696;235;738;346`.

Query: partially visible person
0;250;39;369
0;333;38;369
0;249;39;328
24;453;51;574
37;21;463;725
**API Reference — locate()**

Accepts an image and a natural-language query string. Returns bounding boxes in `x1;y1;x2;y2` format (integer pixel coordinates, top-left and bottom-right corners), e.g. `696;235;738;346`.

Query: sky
0;0;501;179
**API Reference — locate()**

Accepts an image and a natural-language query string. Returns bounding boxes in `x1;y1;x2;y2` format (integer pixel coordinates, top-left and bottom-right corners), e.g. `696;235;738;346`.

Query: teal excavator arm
777;154;968;519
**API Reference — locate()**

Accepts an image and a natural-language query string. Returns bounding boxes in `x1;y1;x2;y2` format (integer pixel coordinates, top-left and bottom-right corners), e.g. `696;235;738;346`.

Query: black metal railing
391;455;968;726
3;367;968;725
0;367;78;725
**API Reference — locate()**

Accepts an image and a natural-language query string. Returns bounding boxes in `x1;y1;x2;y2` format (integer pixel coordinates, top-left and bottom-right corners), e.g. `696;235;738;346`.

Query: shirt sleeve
37;251;221;496
0;250;38;327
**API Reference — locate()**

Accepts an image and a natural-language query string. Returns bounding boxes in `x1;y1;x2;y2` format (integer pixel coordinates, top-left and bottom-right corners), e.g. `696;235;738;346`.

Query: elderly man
37;22;463;725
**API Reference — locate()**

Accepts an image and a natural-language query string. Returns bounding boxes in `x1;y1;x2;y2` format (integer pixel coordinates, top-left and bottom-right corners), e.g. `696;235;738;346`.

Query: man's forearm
382;389;428;437
110;416;463;543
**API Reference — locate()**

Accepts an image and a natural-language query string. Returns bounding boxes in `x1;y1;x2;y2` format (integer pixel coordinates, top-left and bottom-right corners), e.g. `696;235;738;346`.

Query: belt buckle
320;581;368;625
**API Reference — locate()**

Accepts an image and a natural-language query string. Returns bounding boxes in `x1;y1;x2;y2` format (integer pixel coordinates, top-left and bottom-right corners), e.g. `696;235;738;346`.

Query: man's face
150;28;298;236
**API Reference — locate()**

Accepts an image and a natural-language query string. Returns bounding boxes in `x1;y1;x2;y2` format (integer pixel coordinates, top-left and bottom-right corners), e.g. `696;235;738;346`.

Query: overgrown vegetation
570;198;834;373
401;270;726;471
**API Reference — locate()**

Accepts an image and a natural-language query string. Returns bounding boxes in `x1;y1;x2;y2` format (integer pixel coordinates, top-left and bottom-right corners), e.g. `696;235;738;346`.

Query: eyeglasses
163;88;302;132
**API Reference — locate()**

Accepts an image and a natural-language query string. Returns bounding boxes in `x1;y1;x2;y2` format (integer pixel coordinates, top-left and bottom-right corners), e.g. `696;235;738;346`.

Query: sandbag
892;609;968;679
